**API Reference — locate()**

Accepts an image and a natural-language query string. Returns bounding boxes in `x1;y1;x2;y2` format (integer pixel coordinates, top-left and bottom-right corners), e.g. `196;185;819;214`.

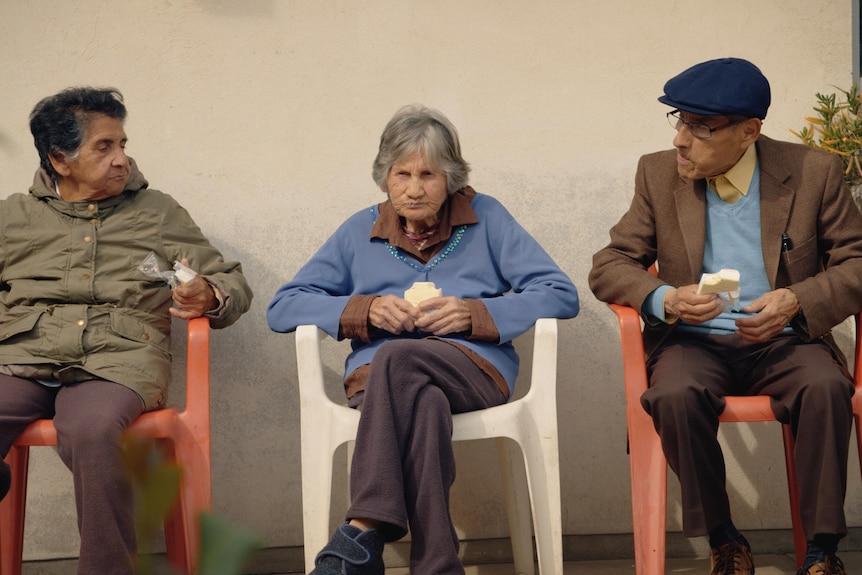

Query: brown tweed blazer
589;135;862;359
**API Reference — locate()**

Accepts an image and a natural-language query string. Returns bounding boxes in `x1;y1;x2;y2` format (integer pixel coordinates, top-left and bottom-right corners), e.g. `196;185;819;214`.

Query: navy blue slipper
311;522;384;575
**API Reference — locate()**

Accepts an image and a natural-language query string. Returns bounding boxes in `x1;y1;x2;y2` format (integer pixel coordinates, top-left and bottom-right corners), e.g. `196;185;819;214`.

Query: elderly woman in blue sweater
267;104;578;575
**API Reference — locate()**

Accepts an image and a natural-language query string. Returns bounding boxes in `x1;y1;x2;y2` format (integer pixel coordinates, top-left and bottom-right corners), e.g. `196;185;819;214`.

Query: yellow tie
708;175;742;204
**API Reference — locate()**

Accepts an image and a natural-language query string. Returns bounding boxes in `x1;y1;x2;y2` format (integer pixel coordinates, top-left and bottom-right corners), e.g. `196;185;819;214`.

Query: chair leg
518;431;564;575
301;436;339;573
496;438;535;575
857;411;862;511
346;441;355;511
628;408;667;575
164;430;212;575
781;424;806;568
163;508;188;574
0;446;30;575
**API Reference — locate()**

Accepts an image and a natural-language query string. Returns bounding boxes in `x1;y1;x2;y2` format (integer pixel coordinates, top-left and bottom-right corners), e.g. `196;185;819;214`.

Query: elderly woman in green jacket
0;87;253;575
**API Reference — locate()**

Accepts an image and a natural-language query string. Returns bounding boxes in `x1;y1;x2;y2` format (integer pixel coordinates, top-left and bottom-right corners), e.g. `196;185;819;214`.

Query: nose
673;124;692;148
406;177;423;197
112;148;130;168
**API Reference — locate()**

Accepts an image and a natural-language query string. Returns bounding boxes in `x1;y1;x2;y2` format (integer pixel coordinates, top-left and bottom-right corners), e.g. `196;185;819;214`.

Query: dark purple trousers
347;338;505;575
0;375;144;575
642;332;853;540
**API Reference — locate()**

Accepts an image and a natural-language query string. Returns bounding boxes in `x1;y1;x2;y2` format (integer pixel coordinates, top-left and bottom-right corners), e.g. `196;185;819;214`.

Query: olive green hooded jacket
0;159;253;410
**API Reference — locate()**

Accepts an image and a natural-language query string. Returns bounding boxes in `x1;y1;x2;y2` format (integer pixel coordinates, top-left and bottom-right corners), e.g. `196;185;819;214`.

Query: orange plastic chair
0;316;211;575
609;301;862;575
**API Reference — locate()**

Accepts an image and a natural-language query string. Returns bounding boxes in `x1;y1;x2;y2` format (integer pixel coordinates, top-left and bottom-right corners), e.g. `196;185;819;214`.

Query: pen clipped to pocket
777;232;795;286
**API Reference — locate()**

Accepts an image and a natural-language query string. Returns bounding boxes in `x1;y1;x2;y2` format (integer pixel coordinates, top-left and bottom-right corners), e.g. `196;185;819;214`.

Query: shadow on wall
0;129;13;152
195;0;276;17
190;228;311;546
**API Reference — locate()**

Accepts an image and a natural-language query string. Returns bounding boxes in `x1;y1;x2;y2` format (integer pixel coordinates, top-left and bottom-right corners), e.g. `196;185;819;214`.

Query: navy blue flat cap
658;57;771;119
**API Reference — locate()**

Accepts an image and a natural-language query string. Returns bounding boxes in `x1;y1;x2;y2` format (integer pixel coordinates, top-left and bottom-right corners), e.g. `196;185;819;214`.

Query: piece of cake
697;269;740;295
172;260;198;287
404;282;442;306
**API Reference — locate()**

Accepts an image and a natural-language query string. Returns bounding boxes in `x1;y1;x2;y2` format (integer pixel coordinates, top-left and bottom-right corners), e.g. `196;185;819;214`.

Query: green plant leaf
792;83;862;184
198;511;262;575
123;436;184;575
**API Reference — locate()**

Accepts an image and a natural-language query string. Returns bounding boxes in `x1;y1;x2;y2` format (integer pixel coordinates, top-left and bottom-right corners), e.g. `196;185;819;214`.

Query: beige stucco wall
0;0;858;565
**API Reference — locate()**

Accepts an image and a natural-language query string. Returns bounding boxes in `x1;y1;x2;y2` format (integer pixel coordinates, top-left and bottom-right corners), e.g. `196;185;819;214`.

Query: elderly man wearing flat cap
591;57;862;575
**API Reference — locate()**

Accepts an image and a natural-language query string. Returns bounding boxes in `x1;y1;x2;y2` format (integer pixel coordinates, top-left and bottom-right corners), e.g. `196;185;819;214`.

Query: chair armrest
183;317;211;431
529;318;558;389
296;325;331;406
608;304;649;404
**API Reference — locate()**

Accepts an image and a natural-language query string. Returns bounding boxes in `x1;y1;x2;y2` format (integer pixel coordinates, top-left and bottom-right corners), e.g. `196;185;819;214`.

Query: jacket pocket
109;311;171;353
780;233;819;286
0;311;43;343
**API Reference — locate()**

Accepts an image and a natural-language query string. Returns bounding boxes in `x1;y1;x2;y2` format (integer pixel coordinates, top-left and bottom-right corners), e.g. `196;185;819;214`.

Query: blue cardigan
267;192;579;398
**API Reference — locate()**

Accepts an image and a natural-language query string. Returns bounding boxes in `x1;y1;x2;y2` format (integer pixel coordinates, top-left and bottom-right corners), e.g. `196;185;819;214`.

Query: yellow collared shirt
707;143;757;204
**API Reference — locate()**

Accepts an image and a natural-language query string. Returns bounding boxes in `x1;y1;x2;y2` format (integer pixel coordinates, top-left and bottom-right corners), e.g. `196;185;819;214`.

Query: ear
49;151;71;177
740;118;762;144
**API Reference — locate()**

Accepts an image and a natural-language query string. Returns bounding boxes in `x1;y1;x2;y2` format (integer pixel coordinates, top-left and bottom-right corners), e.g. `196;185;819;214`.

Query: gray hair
372;105;470;194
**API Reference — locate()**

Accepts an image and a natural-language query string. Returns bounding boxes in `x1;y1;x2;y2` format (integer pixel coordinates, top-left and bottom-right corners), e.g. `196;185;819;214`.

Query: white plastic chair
295;318;562;575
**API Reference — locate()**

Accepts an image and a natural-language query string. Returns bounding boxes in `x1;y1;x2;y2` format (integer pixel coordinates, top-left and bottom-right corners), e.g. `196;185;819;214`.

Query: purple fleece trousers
0;374;144;575
346;338;506;575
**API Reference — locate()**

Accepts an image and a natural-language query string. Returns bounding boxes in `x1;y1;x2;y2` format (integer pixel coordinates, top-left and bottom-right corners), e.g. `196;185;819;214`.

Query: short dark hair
29;87;127;181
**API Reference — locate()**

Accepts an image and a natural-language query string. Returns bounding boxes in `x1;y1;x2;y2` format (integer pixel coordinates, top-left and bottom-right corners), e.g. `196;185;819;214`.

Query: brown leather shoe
797;555;846;575
709;538;754;575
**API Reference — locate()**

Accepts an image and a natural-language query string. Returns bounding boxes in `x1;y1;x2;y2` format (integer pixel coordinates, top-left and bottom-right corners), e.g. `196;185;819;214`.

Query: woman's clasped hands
369;294;471;336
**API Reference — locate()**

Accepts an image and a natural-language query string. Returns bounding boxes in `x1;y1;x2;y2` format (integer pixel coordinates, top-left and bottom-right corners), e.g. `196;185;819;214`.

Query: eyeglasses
666;110;744;139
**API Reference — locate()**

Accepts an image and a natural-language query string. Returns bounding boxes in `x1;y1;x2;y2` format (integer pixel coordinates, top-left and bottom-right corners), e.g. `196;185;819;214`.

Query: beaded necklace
372;207;467;272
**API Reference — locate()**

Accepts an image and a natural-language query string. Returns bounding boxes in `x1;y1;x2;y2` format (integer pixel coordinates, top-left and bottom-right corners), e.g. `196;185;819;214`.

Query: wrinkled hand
169;259;217;320
664;284;723;324
413;296;472;336
369;295;422;334
735;288;800;343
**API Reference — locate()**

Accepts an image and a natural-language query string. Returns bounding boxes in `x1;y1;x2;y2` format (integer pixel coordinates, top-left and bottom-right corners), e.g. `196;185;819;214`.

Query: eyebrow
92;136;127;146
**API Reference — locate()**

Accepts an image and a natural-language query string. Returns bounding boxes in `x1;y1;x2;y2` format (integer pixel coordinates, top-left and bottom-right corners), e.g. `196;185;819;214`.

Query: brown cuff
201;276;229;318
464;299;499;342
339;295;377;343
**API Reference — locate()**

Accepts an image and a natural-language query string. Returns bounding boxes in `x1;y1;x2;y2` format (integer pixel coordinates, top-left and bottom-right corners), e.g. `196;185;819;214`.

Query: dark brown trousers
347;338;505;575
0;375;144;575
642;332;853;540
